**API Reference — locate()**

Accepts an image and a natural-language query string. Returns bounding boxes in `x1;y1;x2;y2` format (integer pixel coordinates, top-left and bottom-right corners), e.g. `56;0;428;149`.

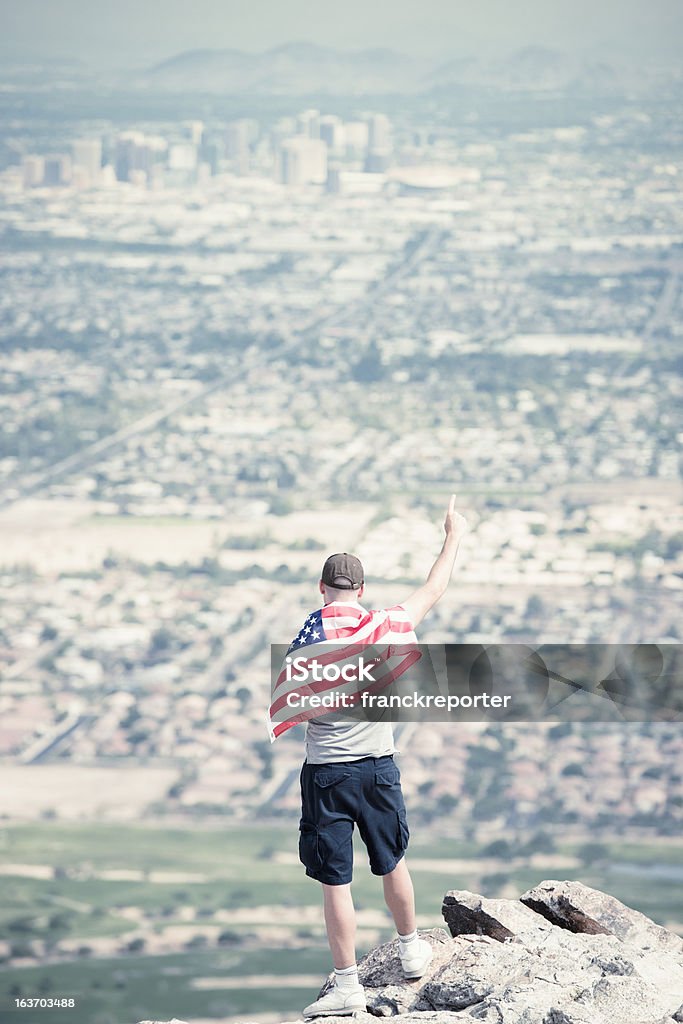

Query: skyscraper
187;120;204;147
365;113;392;174
344;121;370;159
319;115;345;152
22;155;45;188
367;113;391;152
72;138;102;185
43;154;72;186
225;120;251;176
297;109;320;140
279;137;327;186
115;131;146;182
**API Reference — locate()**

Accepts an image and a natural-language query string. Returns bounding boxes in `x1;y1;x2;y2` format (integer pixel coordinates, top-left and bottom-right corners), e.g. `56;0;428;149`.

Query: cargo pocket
298;821;321;872
315;769;352;788
396;808;410;854
375;767;400;787
316;817;353;883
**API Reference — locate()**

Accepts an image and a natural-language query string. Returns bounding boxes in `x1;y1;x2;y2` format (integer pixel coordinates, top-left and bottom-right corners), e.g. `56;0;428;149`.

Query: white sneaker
399;937;433;979
303;982;366;1018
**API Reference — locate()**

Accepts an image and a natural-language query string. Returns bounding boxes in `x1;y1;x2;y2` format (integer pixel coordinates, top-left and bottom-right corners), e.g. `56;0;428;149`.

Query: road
23;714;95;765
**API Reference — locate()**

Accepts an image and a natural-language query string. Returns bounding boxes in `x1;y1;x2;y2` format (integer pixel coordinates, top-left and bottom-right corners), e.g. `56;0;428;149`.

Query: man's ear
319;579;325;595
357;584;365;600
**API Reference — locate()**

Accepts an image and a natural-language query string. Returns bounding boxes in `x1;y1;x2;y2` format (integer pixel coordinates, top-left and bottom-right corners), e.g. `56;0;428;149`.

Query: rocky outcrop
310;881;683;1024
442;889;553;943
135;881;683;1024
520;879;683;962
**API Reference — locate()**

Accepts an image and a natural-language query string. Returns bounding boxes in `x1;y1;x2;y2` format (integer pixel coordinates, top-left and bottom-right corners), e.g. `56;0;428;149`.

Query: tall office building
326;163;342;195
43;154;72;186
167;142;198;186
72;138;102;185
225;120;251;175
115;131;146;182
344;121;369;159
22;155;45;187
279;137;327;185
187;120;204;146
168;143;197;171
202;141;221;176
319;115;345;152
297;109;320;140
367;113;391;151
365;113;392;174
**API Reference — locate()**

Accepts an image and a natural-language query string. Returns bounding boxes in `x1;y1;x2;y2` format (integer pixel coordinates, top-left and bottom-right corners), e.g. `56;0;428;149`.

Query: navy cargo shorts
298;754;410;885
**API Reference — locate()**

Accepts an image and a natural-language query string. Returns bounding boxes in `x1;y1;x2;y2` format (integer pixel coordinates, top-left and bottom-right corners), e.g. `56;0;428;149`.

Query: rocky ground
137;879;683;1024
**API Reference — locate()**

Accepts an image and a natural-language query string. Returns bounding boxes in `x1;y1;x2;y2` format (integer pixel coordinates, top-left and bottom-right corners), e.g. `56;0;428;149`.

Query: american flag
268;603;421;741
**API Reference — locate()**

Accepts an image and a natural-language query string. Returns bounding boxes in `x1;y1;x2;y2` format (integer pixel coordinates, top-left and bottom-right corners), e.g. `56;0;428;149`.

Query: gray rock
352;887;680;1023
421;926;683;1023
307;1016;475;1024
520;880;610;935
520;879;683;963
422;938;529;1010
317;928;454;1014
442;889;552;942
308;1015;377;1024
358;928;453;989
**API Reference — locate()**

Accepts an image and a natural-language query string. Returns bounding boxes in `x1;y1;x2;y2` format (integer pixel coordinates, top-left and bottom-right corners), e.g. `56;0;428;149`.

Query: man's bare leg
322;882;357;968
383;857;432;978
302;883;365;1016
382;857;416;934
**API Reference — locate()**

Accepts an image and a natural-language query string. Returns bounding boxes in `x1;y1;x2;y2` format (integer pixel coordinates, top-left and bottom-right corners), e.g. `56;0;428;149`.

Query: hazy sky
1;0;682;68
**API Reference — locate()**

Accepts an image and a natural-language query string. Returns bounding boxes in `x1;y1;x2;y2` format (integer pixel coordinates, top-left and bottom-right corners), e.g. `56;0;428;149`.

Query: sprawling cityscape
0;44;681;1023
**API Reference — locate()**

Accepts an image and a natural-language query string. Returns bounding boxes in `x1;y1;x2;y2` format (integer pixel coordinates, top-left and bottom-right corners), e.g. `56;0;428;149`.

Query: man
292;495;468;1018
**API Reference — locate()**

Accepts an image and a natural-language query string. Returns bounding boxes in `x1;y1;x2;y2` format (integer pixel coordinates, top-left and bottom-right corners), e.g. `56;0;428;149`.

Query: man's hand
444;493;467;539
401;492;468;629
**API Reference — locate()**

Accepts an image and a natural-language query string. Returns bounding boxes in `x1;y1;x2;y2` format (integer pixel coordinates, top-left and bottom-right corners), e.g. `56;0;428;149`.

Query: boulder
442;889;552;942
310;883;683;1024
520;880;609;935
422;925;681;1023
520;879;683;963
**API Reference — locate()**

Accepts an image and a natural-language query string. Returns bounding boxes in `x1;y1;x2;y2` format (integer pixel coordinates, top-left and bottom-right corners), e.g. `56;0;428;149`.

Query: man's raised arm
401;494;468;629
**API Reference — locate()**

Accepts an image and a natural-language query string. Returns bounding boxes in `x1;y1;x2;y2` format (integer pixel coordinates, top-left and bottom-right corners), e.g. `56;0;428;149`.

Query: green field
1;821;682;1024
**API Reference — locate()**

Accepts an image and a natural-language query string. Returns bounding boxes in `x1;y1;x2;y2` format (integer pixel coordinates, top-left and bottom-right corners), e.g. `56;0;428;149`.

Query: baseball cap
321;552;364;590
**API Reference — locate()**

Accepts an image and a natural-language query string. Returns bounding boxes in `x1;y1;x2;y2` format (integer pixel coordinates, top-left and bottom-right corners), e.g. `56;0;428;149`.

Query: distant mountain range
140;42;428;95
131;42;657;97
